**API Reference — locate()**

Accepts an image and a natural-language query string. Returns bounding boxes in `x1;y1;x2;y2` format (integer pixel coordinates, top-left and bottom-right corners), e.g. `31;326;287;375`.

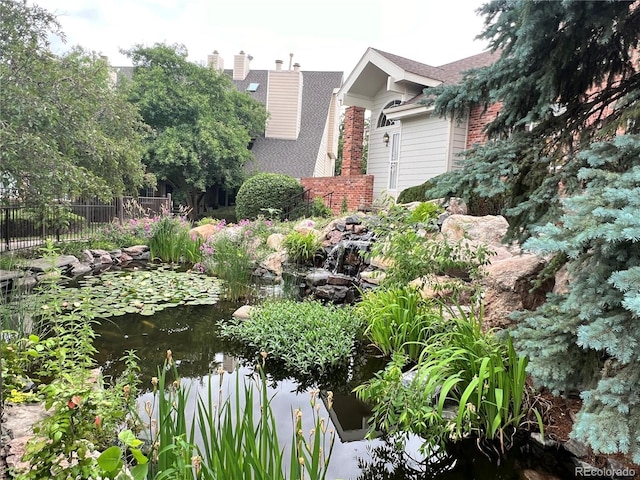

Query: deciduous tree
0;0;147;203
123;43;268;212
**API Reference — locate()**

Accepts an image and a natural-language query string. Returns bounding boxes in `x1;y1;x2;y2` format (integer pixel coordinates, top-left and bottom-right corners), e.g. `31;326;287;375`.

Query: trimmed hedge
235;173;303;220
397;180;436;204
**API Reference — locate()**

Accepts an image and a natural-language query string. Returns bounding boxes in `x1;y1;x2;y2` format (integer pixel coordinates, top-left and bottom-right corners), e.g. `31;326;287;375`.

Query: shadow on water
93;302;582;480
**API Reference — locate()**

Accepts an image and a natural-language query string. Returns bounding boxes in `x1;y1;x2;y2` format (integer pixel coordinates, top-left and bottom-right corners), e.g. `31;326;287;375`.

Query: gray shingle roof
371;48;499;85
228;70;343;178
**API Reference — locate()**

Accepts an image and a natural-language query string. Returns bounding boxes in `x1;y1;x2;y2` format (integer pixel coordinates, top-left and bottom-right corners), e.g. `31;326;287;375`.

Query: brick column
341;106;365;176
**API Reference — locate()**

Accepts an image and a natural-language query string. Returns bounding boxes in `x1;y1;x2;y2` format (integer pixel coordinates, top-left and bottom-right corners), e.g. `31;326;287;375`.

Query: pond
92;301;581;480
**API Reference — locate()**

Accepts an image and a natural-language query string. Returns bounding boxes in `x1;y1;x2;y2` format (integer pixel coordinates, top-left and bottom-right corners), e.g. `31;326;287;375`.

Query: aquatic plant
355;286;443;361
146;351;335;479
355;305;540;454
149;215;202;264
221;299;364;375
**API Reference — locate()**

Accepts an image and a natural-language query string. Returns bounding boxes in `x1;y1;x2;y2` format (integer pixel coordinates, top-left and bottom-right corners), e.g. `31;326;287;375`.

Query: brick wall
466;102;502;148
301;175;374;215
341;106;366;176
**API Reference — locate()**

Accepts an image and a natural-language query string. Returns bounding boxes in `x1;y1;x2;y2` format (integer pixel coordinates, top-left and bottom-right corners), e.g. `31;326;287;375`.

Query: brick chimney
341;106;366;176
233;51;250;80
207;50;224;71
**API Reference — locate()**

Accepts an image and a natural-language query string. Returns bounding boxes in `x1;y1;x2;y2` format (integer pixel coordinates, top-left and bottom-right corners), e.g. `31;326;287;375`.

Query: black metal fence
281;189;334;220
1;195;172;251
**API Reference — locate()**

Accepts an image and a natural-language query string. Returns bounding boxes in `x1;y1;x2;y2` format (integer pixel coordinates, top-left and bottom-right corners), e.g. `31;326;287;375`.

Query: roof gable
228;70;343;178
340;48;500;109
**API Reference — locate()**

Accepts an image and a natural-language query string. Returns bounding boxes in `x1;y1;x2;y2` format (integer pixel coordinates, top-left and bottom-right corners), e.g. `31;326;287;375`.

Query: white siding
449;114;469;170
313;114;333;177
394;115;449;197
265;70;303;139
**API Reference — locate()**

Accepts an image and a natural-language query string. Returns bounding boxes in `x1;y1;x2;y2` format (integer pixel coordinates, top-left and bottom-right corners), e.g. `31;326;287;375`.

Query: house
336;47;500;201
114;52;342;215
210;51;343;180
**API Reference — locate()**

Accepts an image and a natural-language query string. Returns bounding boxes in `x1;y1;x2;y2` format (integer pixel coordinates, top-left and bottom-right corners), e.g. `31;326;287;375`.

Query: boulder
266;233;285;251
481;254;551;329
189;223;220;240
70;262;92;277
260;251;287;277
122;245;149;256
359;270;385;286
440;214;510;248
25;255;79;272
233;305;254;319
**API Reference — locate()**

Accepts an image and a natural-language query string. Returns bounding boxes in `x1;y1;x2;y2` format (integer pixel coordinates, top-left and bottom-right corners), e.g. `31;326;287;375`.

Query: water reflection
93;303;573;479
93;302;387;479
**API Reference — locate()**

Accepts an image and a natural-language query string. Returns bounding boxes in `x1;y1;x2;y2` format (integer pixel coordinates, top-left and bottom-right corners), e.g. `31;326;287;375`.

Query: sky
42;0;489;76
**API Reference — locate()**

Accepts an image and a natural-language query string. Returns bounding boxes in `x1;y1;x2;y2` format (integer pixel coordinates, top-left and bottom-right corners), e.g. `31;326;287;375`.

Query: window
388;132;400;190
377;100;401;128
246;83;260;92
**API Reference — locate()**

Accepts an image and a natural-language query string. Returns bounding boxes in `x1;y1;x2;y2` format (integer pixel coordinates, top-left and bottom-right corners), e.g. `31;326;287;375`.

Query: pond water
93;302;580;480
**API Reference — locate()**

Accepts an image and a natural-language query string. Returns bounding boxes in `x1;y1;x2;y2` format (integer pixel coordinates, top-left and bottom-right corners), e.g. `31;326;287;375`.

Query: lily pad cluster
67;268;221;317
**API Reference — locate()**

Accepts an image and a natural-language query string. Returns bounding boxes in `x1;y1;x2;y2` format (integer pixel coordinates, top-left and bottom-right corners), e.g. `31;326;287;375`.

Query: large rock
25;255;79;272
266;233;285;250
260;251;287;277
189;223;220;240
481;254;552;329
233;305;254;319
441;214;510;247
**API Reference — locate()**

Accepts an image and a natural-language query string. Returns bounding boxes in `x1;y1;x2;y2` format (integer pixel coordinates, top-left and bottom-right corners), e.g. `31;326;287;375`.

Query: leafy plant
283;230;322;265
355;286;443;361
149;214;202;264
366;204;493;286
144;352;336;479
355;305;539;454
200;233;256;301
220;299;364;376
310;197;332;218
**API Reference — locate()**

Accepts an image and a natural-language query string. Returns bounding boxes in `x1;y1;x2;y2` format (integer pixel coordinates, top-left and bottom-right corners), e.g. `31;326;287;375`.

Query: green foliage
199;232;256;301
0;0;147;203
355;307;535;453
340;196;349;214
512;135;640;462
397;180;436;204
283;230;322;265
235;173;303;221
144;354;335;479
424;1;640;243
367;204;493;286
355;286;443;361
221;300;364;376
310;196;332;218
406;202;442;225
148;215;202;263
124;43;268;212
16;296;142;478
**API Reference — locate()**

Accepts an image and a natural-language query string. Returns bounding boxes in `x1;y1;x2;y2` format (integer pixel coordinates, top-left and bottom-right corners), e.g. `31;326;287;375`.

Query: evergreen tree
513;134;640;462
425;0;640;242
422;0;640;460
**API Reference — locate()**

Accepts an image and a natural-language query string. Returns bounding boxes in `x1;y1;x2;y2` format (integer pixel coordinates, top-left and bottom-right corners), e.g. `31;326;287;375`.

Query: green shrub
283;230;321;265
310;197;332;218
397;180;436;204
235;173;303;221
367;205;494;286
406;201;443;225
220;299;364;375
